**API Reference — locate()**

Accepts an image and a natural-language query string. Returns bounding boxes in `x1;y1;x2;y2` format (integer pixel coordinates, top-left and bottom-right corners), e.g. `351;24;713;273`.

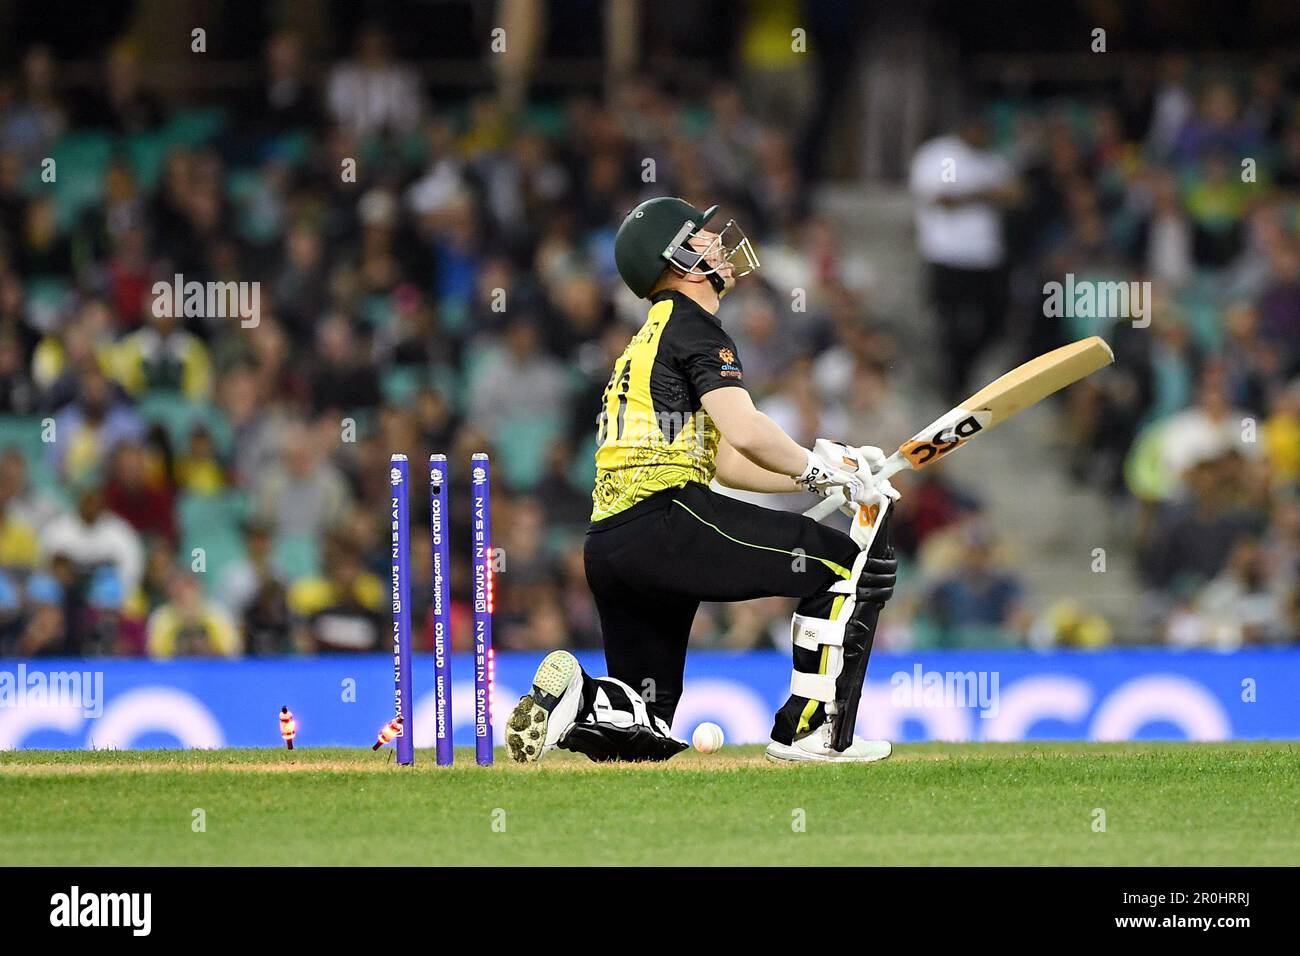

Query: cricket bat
806;336;1115;521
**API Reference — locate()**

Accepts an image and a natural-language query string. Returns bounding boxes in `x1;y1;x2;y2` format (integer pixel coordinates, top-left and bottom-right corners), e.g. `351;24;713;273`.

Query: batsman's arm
701;386;808;481
714;436;802;493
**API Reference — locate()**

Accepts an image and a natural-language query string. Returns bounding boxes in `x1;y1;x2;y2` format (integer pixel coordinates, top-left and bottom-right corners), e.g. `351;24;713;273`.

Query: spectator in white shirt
326;24;424;139
40;485;144;594
910;114;1022;401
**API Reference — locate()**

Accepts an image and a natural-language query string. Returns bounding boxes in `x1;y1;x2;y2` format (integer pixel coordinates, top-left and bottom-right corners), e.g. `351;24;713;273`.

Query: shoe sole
506;650;580;764
764;741;893;764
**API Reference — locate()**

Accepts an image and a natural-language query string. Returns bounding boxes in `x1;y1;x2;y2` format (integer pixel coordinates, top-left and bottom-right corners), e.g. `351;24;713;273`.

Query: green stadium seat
458;340;496;409
438;299;470;339
267;128;312;166
908;616;946;651
358;294;394;329
176;491;249;596
123;133;171;192
35;132;114;228
0;415;50;472
496;412;565;490
132;392;231;457
0;414;66;507
523;103;568;138
952;623;1017;649
272;532;320;580
164;108;227;148
429;365;459;408
26;275;71;302
177;489;248;527
568;432;597;490
1180;277;1225;352
381;366;425;404
226;168;260;203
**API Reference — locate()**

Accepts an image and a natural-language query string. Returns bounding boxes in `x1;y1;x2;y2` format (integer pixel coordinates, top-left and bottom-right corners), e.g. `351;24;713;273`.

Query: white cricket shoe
506;650;585;763
765;724;892;764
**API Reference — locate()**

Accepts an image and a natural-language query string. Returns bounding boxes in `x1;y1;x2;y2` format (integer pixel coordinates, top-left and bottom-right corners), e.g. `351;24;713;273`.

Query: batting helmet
614;197;720;298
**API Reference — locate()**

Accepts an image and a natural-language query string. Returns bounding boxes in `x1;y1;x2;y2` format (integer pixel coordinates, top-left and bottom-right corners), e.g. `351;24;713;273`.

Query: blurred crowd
1030;55;1298;649
0;24;881;659
909;53;1299;648
0;25;1295;659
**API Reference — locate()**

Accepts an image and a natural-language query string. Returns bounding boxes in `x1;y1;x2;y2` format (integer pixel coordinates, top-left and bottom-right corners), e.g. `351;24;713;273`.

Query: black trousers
929;262;1009;402
583;482;858;736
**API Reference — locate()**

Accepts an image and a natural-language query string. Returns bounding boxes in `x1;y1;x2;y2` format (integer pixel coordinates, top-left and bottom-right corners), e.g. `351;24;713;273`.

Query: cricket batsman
506;197;899;763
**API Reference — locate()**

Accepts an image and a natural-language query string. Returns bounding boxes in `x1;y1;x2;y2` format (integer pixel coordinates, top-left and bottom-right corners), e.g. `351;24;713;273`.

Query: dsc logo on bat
901;409;992;467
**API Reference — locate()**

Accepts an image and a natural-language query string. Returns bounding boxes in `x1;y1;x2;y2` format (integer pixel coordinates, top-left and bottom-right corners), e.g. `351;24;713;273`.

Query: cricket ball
692;722;725;754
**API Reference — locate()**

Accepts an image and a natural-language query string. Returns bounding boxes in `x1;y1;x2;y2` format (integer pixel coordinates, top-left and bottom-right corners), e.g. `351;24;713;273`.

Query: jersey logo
718;347;735;364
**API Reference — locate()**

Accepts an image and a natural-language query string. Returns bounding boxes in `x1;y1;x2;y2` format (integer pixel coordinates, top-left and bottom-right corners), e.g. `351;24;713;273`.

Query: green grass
2;743;1297;865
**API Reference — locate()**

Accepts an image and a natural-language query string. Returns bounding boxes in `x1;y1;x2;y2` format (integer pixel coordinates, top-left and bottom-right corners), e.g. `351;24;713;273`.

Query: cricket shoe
765;724;892;764
506;650;585;763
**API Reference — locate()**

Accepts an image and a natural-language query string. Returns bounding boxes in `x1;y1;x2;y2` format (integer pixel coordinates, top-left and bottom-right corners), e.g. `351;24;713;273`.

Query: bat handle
804;491;846;522
802;451;911;523
875;452;909;482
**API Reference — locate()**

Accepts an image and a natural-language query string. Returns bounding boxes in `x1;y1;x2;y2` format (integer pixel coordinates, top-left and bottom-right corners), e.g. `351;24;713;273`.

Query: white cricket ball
692;721;725;754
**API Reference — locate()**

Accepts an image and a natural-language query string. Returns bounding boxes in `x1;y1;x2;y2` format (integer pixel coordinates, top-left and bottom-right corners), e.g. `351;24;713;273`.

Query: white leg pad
791;613;846;651
790;671;838;702
789;613;845;702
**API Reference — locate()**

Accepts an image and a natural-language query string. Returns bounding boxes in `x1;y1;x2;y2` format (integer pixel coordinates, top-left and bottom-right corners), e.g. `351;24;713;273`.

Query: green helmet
614;197;719;298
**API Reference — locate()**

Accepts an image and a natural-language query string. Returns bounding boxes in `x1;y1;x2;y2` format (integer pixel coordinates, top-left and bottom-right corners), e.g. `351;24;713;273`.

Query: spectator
309;313;381;416
288;535;385;653
0;489;38;573
1131;169;1194;289
131;535;177;622
273;223;330;338
95;40;163;135
406;117;469;219
115;300;214;400
0;32;1295;657
1175;538;1290;647
243;30;319;137
250;421;350;542
175;424;226;494
15;563;70;656
325;24;424;139
910;113;1023;401
2;46;68;160
467;316;571;444
1153;362;1262;494
41;485;145;594
1140;455;1263;593
219;520;282;618
919;522;1027;647
0;447;60;529
103;441;176;545
1263;380;1300;486
1170;81;1262;165
146;573;241;658
48;364;145;482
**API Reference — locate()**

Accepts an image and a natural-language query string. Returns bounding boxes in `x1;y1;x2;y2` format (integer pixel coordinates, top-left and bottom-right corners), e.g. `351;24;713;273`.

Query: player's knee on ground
559;677;688;762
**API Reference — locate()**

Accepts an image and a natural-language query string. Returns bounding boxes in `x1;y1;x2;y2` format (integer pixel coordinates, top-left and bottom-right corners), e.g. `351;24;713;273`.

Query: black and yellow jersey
591;291;746;522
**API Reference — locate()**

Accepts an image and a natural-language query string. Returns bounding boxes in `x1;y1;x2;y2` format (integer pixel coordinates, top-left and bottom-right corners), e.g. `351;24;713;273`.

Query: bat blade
897;336;1113;472
803;336;1114;522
